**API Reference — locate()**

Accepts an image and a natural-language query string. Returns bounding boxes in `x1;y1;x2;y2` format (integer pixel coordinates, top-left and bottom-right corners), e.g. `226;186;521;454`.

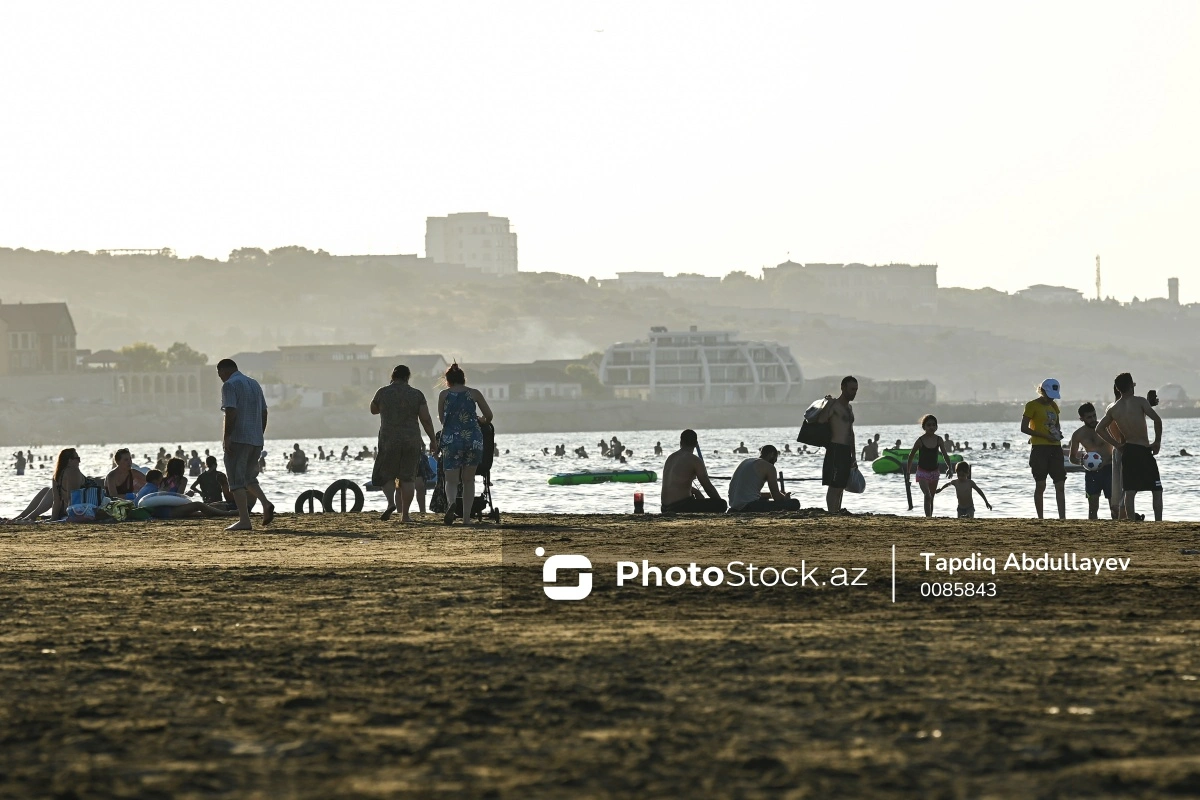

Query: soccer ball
1083;451;1104;471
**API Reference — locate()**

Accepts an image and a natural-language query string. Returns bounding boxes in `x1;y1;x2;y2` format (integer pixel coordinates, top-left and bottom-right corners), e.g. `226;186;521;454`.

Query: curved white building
599;327;803;405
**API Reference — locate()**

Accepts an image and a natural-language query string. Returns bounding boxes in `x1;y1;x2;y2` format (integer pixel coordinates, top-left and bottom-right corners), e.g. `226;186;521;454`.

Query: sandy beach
4;512;1200;797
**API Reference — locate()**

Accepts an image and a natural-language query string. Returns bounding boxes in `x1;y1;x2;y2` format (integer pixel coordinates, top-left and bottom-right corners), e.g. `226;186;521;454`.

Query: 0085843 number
920;582;997;598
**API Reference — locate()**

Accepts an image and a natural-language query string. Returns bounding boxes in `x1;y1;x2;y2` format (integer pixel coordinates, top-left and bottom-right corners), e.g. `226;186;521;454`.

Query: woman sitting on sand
437;363;493;526
137;458;238;520
104;448;147;499
7;448;86;523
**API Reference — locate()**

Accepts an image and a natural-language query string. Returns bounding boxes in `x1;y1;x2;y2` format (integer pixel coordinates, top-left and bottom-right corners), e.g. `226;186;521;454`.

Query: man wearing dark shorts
815;376;858;513
1021;378;1066;519
1097;372;1164;520
1068;402;1115;519
370;364;438;522
218;358;275;530
727;445;800;513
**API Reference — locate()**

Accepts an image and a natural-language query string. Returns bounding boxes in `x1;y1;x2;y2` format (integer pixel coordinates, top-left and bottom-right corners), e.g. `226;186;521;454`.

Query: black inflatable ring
295;489;330;514
323;479;365;513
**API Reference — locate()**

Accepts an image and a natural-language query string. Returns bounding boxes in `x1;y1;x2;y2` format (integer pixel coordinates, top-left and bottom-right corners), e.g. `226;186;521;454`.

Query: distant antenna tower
1095;255;1101;300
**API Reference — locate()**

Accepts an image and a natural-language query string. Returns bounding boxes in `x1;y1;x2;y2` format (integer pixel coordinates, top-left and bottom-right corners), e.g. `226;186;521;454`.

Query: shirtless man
1067;403;1116;520
1096;372;1163;521
287;443;308;472
660;429;727;514
816;376;858;513
1105;381;1129;519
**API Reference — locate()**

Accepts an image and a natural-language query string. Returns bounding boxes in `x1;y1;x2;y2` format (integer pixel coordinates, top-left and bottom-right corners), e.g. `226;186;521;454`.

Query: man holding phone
1097;373;1164;521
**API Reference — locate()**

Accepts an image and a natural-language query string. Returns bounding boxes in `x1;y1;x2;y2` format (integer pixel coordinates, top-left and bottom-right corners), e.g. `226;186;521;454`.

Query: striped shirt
220;371;267;446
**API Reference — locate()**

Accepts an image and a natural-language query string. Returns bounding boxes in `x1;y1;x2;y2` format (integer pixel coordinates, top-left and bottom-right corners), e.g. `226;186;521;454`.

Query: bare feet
380;507;395;522
262;504;275;526
225;521;252;531
400;514;413;523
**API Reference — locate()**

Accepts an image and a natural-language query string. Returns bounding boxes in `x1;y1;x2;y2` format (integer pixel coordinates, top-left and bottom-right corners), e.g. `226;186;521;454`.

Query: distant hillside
2;247;1196;402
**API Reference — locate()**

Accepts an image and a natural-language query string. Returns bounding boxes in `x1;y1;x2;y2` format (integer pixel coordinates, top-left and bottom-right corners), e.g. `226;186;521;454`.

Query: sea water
4;420;1200;520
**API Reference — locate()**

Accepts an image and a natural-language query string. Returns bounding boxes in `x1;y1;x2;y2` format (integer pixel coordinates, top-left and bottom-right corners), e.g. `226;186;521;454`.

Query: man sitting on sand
660;429;727;514
188;455;236;509
1096;372;1164;521
727;445;800;513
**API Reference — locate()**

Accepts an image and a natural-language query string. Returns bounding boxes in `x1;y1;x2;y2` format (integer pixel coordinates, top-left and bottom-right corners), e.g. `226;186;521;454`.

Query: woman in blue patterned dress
437;363;494;525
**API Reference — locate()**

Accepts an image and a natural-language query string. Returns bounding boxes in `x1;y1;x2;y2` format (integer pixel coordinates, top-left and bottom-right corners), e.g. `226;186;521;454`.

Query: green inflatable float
871;448;964;475
548;470;658;486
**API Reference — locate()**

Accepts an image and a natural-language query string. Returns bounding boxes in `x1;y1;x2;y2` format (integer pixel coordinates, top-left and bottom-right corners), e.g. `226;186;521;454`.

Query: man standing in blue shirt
217;358;275;529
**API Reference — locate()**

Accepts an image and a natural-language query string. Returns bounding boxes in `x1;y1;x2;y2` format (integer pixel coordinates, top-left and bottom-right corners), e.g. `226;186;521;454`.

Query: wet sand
3;512;1200;798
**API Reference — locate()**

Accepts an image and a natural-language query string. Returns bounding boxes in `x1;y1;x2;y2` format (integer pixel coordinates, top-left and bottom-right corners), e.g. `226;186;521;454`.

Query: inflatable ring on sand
295;489;330;514
323;479;365;513
137;492;192;509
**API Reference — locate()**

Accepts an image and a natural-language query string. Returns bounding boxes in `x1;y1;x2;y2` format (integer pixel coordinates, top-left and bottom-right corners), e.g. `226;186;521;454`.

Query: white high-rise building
425;212;518;275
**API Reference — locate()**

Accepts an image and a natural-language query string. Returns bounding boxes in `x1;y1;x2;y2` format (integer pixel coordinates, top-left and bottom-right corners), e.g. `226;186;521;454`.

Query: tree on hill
229;247;266;263
566;364;611;399
166;342;209;368
119;343;168;371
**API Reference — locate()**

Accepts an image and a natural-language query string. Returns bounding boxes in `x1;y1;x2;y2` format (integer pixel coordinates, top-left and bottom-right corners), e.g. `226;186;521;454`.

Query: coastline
6;399;1200;445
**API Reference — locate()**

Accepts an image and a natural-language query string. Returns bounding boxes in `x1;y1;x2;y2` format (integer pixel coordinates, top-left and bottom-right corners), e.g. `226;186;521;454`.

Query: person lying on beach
660;429;727;514
727;445;799;513
935;462;992;518
137;461;238;520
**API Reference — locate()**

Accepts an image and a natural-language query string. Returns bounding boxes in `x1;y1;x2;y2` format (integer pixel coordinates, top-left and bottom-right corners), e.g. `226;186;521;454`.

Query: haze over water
6;420;1199;520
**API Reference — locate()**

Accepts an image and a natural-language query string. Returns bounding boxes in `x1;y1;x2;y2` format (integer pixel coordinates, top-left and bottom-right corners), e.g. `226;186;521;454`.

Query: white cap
1041;378;1061;400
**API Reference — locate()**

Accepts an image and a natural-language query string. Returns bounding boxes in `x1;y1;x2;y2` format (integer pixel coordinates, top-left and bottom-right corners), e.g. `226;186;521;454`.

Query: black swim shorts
822;443;853;489
1084;462;1113;499
661;497;729;514
1121;443;1162;492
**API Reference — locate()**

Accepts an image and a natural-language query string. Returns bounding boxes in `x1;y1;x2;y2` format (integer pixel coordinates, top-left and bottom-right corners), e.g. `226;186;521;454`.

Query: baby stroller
430;422;501;523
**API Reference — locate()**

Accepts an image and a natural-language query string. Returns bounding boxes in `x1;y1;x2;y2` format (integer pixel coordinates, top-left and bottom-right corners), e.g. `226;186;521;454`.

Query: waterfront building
599;326;803;404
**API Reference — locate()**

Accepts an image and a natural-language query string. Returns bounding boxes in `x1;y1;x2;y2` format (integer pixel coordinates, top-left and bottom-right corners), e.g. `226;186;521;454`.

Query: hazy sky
2;1;1197;302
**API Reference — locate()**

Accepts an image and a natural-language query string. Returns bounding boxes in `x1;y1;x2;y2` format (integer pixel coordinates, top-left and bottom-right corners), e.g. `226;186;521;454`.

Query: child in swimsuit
905;414;956;517
936;462;993;518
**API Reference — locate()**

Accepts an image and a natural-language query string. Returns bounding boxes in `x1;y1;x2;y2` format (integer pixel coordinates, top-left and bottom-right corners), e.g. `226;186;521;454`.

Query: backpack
797;398;833;448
